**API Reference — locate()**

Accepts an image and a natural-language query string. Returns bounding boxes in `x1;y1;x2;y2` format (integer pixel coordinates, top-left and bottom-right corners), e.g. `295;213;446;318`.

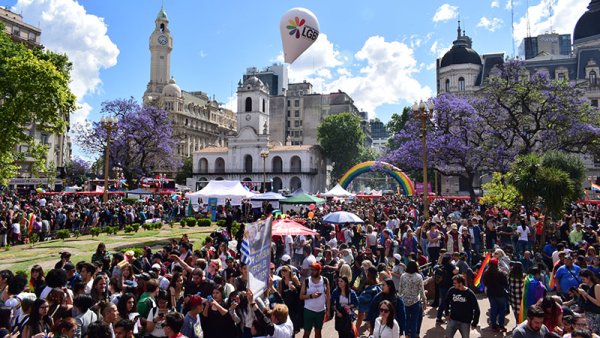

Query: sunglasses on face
379;308;389;313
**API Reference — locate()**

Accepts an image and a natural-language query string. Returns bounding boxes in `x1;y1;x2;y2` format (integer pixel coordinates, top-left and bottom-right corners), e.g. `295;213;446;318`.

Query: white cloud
433;4;459;22
430;41;452;58
13;0;119;126
513;0;587;43
491;0;500;8
324;36;432;117
478;17;504;32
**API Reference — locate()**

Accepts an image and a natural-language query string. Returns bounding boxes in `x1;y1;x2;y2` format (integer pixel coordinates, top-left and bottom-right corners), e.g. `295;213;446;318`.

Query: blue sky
6;0;589;151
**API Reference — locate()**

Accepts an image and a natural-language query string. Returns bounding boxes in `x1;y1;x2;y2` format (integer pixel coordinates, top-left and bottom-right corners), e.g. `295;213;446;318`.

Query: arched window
290;177;302;191
198;158;208;174
590;71;597;86
290;156;301;172
458;77;465;91
262;99;266;113
215;158;225;173
160;23;164;33
272;177;283;192
245;97;252;112
272;156;283;173
244;155;253;173
445;79;450;92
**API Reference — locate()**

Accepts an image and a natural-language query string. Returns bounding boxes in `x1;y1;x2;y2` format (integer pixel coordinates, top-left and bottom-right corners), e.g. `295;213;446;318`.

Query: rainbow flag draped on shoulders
474;252;491;292
519;274;546;323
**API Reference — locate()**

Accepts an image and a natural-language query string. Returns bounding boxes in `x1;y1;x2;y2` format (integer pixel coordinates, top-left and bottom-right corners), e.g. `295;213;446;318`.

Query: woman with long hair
46;287;72;330
277;265;302;333
21;298;53;338
372;300;399;338
578;268;600;334
91;242;110;265
55;317;77;338
117;292;138;320
399;260;426;338
367;279;405;336
201;286;236;338
541;296;563;335
226;291;245;338
168;272;185;312
483;258;509;332
508;261;525;322
120;263;135;287
29;265;45;297
90;275;108;304
331;276;358;338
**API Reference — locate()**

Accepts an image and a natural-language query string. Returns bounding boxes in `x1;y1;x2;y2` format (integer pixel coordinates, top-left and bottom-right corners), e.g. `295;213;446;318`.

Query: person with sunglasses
372;300;399;338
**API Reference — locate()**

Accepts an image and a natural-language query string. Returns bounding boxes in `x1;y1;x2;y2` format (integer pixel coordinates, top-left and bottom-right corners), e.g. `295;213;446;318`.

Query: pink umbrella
272;219;318;236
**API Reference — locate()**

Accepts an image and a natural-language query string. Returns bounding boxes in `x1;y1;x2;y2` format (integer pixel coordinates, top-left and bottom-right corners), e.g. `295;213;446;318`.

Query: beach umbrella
322;211;364;224
272;219;318;236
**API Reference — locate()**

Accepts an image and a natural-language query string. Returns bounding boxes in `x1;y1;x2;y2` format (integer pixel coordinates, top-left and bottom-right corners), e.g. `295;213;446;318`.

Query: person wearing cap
180;294;204;338
555;252;583;298
446;223;462;253
300;262;330;338
571;223;585;246
65;262;82;290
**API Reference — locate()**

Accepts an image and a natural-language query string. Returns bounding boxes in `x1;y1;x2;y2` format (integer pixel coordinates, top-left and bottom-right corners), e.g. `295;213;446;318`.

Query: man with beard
300;262;330;338
512;305;550;338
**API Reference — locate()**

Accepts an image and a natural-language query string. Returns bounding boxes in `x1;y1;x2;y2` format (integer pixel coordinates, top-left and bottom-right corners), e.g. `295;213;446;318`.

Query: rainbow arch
339;161;415;196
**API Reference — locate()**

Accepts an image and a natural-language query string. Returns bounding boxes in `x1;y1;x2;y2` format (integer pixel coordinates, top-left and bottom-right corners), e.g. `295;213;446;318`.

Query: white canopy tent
323;184;354;198
250;191;286;208
186;180;255;207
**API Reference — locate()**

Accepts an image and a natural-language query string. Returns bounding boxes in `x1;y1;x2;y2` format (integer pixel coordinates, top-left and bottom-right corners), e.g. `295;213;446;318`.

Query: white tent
323;184;354;197
186;180;255;207
250;191;286;208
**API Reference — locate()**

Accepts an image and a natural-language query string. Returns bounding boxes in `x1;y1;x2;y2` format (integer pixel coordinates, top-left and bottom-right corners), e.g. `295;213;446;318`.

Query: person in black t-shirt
441;274;480;338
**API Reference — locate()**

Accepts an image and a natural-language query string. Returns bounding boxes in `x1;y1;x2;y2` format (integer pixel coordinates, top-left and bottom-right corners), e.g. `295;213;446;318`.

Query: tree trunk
467;173;477;202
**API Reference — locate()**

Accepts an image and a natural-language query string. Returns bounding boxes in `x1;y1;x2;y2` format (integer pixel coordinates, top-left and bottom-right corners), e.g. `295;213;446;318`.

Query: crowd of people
0;191;599;338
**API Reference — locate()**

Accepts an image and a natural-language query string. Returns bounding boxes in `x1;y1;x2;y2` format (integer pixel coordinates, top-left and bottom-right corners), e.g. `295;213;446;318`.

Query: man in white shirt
268;304;294;338
294;235;306;265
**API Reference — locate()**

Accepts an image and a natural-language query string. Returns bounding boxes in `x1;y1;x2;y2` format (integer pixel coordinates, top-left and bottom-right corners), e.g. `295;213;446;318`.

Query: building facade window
590;71;597;86
294;99;300;107
262;99;266;113
458;77;465;91
592;99;599;108
445;79;450;92
294;110;300;117
245;97;252;112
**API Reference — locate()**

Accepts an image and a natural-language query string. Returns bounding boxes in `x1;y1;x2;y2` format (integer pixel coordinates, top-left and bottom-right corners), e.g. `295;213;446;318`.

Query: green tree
176;156;193;184
0;24;77;184
480;172;520;210
386;107;411;149
541;151;585;202
317;112;365;181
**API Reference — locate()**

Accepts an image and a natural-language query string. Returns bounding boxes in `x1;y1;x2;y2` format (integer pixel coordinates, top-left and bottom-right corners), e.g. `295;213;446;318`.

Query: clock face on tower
157;35;168;45
245;114;251;121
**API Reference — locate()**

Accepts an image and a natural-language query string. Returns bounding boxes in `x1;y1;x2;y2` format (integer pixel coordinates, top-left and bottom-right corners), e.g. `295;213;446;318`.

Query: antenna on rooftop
526;0;531;38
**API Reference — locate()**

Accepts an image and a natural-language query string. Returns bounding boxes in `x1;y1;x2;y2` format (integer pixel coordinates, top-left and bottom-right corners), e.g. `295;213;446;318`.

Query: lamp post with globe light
101;116;117;203
412;100;434;220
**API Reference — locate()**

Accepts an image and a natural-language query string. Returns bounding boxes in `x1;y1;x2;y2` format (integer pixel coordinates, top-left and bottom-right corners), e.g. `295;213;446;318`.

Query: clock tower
237;76;270;135
144;5;173;103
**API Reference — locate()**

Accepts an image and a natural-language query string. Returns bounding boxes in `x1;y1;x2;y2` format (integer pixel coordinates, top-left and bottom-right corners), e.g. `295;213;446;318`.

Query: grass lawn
0;225;216;273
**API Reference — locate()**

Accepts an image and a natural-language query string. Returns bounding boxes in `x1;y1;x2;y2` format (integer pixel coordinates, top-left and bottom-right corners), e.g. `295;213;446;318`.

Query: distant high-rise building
243;64;288;96
519;33;572;60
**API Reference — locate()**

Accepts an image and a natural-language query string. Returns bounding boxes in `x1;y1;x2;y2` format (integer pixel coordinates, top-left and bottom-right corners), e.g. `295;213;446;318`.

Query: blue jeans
437;287;449;320
445;319;471;337
421;239;428;256
489;296;506;327
405;301;422;338
516;240;528;258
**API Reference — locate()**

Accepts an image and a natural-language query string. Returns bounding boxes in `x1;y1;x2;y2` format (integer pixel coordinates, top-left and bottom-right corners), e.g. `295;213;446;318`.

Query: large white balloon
280;8;320;64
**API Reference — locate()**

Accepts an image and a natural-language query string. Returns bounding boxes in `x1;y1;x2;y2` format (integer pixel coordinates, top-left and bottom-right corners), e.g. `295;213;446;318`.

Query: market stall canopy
186;180;255;206
126;188;155;195
250;191;287;209
272;219;318;236
279;193;325;205
322;211;364;224
323;184;354;197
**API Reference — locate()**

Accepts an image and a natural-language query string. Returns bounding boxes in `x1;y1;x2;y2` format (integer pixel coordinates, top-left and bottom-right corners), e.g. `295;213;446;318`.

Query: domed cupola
156;5;168;21
440;21;482;68
242;76;265;90
574;0;600;43
162;78;181;97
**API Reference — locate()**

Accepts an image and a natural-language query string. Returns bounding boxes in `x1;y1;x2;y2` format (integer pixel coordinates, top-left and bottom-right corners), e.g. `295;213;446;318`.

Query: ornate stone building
142;7;236;158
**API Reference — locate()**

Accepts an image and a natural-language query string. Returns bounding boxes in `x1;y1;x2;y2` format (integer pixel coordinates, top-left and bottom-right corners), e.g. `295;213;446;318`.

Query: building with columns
436;0;600;195
142;6;236;158
190;76;327;193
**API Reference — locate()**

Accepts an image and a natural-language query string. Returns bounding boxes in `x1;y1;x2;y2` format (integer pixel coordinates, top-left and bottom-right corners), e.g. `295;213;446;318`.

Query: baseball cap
151;263;162;271
393;254;402;262
281;254;291;262
64;262;75;271
490;258;499;265
189;295;203;308
310;262;322;271
451;223;458;230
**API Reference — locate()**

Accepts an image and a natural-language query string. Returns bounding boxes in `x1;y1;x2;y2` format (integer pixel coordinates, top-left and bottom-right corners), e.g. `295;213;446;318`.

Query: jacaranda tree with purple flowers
385;60;600;200
74;98;179;184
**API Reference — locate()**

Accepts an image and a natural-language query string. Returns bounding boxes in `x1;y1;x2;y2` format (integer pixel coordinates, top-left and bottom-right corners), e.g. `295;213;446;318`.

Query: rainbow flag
27;212;35;235
519;274;546;323
592;183;600;192
474;252;491;291
548;261;559;290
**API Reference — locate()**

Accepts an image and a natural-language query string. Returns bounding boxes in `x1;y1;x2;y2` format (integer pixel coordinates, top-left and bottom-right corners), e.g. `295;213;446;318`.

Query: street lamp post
412;100;434;220
260;149;269;193
101;116;117;203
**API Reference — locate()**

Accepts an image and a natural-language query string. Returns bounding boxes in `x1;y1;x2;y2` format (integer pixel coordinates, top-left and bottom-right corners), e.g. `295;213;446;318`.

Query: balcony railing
193;169;318;175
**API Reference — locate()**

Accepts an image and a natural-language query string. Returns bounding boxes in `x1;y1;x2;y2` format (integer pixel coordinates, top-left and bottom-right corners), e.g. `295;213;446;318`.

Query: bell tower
144;5;173;103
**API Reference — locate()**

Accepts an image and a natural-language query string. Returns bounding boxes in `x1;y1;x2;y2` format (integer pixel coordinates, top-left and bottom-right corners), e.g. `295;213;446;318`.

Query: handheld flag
474;252;491;291
592;183;600;192
27;212;35;235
